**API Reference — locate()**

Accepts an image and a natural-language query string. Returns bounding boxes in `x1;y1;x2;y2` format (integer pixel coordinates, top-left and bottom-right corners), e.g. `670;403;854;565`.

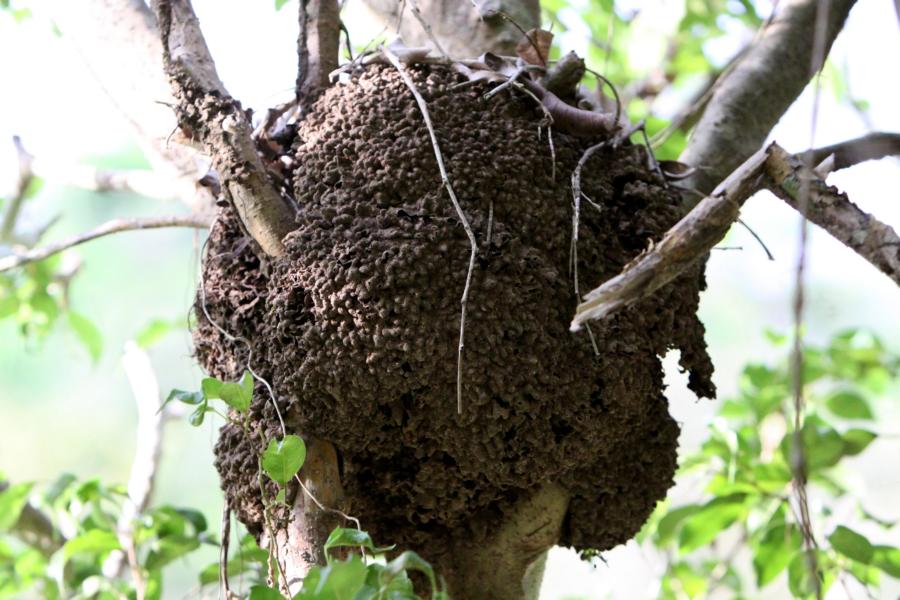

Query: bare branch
275;439;346;596
571;146;770;330
571;142;900;329
766;144;900;285
680;0;857;196
0;136;34;242
297;0;341;112
152;0;296;257
49;0;213;211
103;343;166;595
0;215;212;273
801;132;900;172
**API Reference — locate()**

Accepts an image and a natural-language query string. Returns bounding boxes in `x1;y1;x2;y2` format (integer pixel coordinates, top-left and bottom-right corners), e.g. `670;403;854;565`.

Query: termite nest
194;63;715;558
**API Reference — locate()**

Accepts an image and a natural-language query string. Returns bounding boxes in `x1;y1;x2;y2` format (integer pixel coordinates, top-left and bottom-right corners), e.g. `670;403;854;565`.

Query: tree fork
152;0;296;257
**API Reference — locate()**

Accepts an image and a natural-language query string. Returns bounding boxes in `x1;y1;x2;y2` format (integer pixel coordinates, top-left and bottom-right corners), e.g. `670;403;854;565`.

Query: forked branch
152;0;296;256
680;0;857;196
571;142;900;330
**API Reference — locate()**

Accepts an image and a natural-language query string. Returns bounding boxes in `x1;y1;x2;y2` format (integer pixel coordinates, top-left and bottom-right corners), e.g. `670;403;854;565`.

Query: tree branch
438;482;570;600
0;136;34;243
679;0;857;196
801;132;900;172
103;343;166;594
152;0;296;257
0;215;212;273
274;439;347;596
296;0;341;113
49;0;214;211
766;144;900;285
361;0;540;57
571;146;770;329
571;142;900;329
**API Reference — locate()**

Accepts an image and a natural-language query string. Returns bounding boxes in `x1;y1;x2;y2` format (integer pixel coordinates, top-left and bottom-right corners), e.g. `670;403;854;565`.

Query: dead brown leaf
516;29;553;67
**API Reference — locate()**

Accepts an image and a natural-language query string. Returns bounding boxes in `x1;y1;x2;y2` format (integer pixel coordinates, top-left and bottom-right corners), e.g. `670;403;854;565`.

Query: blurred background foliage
1;0;899;598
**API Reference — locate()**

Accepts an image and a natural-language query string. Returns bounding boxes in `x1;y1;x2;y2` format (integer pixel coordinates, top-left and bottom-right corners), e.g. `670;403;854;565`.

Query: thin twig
1;136;34;242
382;46;478;416
486;200;494;245
0;215;212;273
570;141;611;357
220;504;232;598
789;1;833;596
737;218;775;261
406;0;449;60
484;65;527;100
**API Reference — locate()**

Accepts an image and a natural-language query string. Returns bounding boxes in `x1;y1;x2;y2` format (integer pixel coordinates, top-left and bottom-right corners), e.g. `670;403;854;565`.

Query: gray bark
680;0;857;195
152;0;297;257
361;0;540;58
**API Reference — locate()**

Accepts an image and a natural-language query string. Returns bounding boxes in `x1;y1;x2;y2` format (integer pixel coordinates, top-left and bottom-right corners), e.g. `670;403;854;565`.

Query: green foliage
633;329;899;598
0;474;212;599
162;370;255;425
261;436;307;486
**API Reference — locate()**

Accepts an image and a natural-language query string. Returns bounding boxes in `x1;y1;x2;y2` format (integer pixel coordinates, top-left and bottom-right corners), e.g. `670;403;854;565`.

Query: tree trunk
361;0;540;58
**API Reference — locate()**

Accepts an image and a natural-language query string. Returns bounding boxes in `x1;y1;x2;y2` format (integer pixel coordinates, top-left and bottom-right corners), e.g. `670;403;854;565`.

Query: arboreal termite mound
194;63;715;562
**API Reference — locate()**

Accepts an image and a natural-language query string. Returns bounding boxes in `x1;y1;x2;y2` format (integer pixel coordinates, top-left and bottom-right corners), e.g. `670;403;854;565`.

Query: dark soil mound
195;64;715;556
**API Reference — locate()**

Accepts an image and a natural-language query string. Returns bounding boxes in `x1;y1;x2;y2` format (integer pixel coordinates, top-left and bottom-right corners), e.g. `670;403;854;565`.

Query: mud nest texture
195;64;716;556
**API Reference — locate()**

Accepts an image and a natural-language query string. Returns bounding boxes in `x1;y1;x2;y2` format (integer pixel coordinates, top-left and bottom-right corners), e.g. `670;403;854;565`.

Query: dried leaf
516;29;553;67
659;160;696;181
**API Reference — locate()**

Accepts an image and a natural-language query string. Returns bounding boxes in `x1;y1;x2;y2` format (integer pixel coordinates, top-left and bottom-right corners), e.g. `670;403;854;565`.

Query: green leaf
62;530;121;562
261;435;306;485
323;528;393;558
828;526;874;563
754;524;801;586
654;504;701;546
0;482;33;531
787;551;816;598
275;0;290;9
678;495;749;553
145;535;201;570
219;371;254;413
161;389;204;412
0;294;17;319
871;545;900;578
842;429;876;456
189;400;210;427
826;390;873;420
250;585;285;600
44;473;76;504
295;555;367;599
68;312;102;362
174;508;207;533
385;551;439;592
135;319;175;348
201;377;223;399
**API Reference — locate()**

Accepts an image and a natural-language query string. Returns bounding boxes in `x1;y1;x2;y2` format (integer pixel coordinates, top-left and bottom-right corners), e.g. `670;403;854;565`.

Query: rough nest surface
195;64;715;556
